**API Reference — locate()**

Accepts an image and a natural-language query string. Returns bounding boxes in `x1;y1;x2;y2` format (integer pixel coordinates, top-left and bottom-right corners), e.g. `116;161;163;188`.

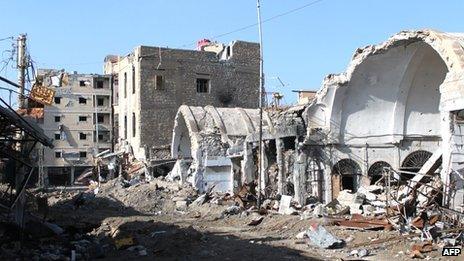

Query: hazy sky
1;0;463;106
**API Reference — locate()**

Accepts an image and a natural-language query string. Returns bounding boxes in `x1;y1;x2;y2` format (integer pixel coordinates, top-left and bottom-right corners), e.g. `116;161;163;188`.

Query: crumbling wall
131;41;260;161
170;106;268;193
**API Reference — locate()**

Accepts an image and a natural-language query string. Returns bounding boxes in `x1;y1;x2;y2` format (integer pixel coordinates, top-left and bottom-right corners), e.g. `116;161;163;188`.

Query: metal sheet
29;84;55;105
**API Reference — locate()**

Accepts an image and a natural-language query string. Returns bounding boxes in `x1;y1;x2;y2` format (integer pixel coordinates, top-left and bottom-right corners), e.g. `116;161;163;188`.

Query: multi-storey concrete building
104;55;120;143
104;40;260;165
36;69;112;185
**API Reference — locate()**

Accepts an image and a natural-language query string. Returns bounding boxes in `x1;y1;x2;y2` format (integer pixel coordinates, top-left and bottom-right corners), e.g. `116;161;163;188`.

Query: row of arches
331;150;433;193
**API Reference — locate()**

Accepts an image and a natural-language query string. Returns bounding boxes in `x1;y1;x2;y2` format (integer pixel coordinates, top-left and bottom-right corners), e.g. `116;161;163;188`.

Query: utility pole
14;33;27;228
17;34;27;109
38;144;45;188
257;0;265;208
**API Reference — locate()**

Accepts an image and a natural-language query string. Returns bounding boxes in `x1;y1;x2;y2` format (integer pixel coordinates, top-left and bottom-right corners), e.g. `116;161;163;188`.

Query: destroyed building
104;40;260;167
303;30;464;211
34;69;113;186
170;105;306;194
169;30;464;213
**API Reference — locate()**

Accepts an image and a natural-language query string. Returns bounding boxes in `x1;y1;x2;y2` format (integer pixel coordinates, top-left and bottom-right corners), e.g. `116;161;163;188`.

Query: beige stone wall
116;40;260;160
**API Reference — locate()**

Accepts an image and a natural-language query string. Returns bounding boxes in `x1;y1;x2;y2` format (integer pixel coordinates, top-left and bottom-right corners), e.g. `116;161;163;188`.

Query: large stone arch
304;30;464;203
335;41;447;144
368;161;392;184
171;105;271;160
305;30;464;145
171;105;201;159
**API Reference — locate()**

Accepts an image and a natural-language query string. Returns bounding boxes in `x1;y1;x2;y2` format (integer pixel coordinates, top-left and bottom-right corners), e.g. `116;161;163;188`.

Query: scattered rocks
349;248;369;258
223;205;241;216
190;194;207;206
175;200;188;211
295;231;307;239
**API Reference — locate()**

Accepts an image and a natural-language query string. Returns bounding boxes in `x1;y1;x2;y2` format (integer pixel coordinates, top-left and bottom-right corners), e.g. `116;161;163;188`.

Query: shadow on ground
98;220;318;261
44;193;319;260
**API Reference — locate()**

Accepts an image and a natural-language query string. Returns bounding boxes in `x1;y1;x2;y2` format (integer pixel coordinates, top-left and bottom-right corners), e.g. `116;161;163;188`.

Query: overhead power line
0;36;14;42
178;0;326;48
7;1;327;68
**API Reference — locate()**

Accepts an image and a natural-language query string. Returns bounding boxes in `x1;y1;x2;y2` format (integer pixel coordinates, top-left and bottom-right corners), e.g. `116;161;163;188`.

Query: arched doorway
331;159;361;198
368;161;392;185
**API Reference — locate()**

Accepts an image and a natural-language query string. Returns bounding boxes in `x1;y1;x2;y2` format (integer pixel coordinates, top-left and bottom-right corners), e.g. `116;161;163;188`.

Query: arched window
368;161;392;185
401;150;432;173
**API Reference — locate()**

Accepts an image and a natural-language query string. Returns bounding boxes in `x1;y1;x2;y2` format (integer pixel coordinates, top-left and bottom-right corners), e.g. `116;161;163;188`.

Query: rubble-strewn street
0;172;461;260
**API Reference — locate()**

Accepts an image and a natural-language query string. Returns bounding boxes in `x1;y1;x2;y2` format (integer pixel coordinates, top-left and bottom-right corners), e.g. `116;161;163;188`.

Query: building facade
36;69;112;185
104;40;260;163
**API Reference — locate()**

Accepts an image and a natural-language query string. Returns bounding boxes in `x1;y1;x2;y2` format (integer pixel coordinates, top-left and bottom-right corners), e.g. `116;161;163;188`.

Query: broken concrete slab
357;187;377;201
366;185;383;194
349;203;363;215
306;223;344;249
337;190;364;206
279;195;295;215
312;204;326;217
295;231;307;239
190;194;207;206
223;205;241;216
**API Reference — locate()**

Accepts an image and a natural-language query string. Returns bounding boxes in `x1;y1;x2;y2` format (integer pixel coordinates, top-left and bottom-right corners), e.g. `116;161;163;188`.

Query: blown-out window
132;113;136;137
196;78;209;93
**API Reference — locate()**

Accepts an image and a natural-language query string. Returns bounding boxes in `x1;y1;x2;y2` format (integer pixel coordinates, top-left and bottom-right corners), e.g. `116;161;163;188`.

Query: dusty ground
2;178;460;260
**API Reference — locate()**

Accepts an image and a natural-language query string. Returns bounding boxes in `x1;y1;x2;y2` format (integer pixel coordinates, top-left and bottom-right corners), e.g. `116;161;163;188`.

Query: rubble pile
2;166;461;260
263;168;464;258
76;141;151;187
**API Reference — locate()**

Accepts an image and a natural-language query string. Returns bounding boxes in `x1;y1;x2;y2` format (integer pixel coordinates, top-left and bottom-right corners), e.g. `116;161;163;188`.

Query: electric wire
0;36;14;42
178;0;326;48
6;1;328;71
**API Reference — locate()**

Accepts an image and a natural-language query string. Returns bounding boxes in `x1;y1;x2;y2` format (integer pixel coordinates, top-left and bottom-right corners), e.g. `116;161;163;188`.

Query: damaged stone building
35;69;113;185
170;104;306;195
303;30;464;211
170;30;464;212
104;40;260;166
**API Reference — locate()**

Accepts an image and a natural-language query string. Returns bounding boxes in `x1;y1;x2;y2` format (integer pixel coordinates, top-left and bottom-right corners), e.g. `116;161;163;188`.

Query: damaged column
276;138;284;195
241;142;254;185
293;142;308;205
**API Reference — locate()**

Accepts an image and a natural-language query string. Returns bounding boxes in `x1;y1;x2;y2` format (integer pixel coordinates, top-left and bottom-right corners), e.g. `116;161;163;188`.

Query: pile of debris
267;165;464;257
75;141;151;187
